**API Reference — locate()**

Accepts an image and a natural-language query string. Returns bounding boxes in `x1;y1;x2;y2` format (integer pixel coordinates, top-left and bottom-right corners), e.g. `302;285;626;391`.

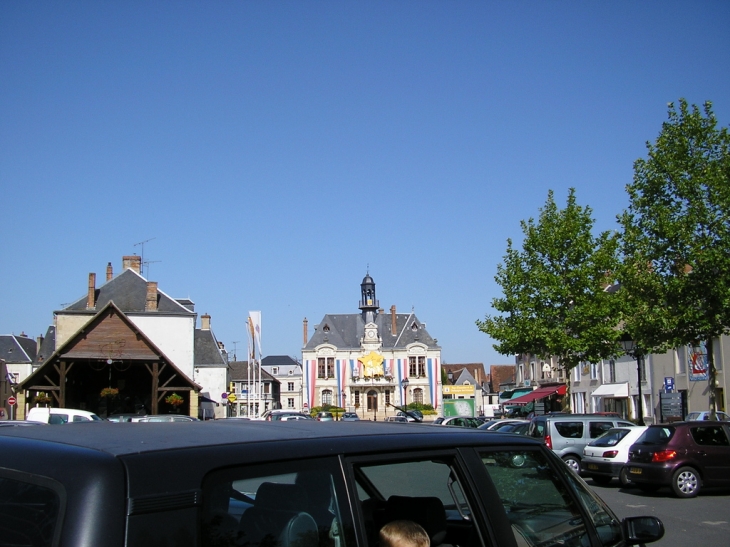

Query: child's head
379;520;429;547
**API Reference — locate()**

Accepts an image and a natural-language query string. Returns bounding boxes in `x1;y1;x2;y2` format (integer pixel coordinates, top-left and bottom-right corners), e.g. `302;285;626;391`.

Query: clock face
367;330;376;339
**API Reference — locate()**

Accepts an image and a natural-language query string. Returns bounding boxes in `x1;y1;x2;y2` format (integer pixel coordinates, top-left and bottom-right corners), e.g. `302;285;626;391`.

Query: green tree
477;189;622;406
618;99;730;418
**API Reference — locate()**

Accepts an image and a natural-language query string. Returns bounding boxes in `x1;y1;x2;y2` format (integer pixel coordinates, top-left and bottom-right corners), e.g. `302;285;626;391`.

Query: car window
690;426;730;446
617;421;634;427
589;428;630;447
48;414;68;424
0;472;65;547
529;419;546;438
636;427;674;445
72;415;90;422
480;449;592;547
589;421;614;439
554;422;583;439
202;457;354;547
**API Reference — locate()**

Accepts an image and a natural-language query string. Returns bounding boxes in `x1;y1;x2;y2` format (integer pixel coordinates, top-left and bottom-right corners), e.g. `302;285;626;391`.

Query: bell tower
359;273;379;323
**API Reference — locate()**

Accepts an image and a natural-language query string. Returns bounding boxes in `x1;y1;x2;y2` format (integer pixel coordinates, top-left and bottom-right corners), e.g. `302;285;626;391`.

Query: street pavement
588;478;730;547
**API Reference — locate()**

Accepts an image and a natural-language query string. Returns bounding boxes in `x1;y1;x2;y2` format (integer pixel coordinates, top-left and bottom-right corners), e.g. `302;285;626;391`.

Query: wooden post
151;363;159;414
189;391;199;418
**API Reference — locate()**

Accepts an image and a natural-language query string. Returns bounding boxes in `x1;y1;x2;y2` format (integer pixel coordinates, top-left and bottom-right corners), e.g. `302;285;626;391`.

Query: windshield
589;428;629;447
635;427;674;445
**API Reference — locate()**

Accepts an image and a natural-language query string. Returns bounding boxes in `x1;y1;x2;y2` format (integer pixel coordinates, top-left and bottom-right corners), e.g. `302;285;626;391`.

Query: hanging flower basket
100;387;119;398
165;393;185;408
33;392;52;406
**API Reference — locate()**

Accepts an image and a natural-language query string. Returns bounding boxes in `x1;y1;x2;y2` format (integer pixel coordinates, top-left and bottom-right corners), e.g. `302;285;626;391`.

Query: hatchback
341;412;360;421
315;411;334;421
0;420;664;546
627;421;730;497
581;426;647;486
686;411;730;421
432;416;480;428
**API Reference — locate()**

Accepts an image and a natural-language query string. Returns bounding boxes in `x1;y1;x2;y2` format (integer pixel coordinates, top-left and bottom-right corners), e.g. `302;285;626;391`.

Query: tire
671;466;701;498
619;467;632;488
562;455;581;473
591;475;612;486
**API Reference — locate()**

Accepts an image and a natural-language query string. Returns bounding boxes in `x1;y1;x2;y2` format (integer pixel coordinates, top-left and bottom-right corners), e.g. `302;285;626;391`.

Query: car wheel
562;455;581;473
619;467;632;488
672;466;700;498
591;475;612;486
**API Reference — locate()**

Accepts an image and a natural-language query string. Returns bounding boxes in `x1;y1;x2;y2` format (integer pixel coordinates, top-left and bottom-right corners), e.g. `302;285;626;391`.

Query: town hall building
302;274;442;420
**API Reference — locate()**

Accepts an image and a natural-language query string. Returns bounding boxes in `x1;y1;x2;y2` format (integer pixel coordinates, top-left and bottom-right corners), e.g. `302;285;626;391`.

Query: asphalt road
588;479;730;547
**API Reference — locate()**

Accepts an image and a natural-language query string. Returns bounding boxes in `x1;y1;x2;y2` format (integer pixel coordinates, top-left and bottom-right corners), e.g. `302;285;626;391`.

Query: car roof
0;420;538;457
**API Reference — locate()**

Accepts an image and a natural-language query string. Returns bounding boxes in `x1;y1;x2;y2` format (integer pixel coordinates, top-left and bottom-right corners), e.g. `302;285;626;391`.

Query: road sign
7;396;16;406
221;392;228;400
664;377;675;392
227;393;237;403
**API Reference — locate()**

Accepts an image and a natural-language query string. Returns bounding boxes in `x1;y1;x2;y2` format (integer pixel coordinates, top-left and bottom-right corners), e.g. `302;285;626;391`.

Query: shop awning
508;384;567;405
591;383;629;398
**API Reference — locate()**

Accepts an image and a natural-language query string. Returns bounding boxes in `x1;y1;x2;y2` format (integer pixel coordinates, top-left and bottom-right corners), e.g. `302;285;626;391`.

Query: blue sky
2;2;729;366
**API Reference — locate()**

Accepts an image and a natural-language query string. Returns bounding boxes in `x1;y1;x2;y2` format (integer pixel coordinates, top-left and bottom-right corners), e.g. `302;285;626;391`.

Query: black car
626;421;730;497
0;420;664;547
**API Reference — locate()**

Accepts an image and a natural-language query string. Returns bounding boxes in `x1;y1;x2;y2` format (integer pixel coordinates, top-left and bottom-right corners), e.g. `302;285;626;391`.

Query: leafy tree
477;189;622;404
618;99;730;418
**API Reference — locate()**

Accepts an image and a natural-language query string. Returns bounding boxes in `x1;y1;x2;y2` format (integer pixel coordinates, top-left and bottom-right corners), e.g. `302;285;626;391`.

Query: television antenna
133;237;156;276
231;341;241;361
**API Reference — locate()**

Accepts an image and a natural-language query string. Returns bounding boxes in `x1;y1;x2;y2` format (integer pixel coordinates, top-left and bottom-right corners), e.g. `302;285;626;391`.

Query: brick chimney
87;273;96;309
303;318;308;346
145;282;158;311
123;255;142;274
390;305;397;335
106;262;113;281
201;313;211;330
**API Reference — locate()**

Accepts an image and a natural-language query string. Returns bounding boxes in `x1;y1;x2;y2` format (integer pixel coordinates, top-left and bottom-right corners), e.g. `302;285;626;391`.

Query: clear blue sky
2;2;728;366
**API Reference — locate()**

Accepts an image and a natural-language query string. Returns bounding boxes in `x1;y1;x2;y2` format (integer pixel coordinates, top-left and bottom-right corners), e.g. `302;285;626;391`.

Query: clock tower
359;272;379;324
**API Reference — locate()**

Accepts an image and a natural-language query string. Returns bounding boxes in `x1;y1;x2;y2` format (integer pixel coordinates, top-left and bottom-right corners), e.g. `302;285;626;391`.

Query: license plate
587;464;599;470
629;467;642;475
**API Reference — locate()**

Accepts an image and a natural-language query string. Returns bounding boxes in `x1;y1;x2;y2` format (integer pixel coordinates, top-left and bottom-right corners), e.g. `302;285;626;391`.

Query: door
689;425;730;485
367;390;378;412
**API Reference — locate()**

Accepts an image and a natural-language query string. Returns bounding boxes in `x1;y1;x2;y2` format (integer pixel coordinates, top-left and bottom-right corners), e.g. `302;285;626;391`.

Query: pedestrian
379;520;429;547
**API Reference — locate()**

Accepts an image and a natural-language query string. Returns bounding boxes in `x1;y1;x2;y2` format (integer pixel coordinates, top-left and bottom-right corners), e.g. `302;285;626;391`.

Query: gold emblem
359;351;384;378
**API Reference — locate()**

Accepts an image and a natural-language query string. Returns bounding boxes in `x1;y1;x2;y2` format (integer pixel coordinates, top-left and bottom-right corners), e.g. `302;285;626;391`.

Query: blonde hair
379;520;430;547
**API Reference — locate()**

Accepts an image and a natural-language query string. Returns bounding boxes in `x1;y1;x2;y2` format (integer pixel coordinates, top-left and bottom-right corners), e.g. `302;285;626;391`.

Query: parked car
0;420;664;547
686;411;730;421
280;414;313;421
107;413;145;423
478;418;530;431
432;416;480;428
137;415;200;422
383;415;409;422
581;426;647;486
626;421;730;497
259;410;311;421
26;407;103;424
315;411;334;422
341;412;360;421
493;421;531;435
528;414;636;473
396;409;424;422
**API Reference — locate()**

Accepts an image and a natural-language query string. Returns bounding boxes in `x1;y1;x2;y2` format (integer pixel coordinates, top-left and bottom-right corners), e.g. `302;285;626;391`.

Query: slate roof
61;268;193;315
229;361;278;384
261;355;301;368
442;363;488;386
194;329;228;367
0;335;37;364
304;312;439;350
33;327;55;366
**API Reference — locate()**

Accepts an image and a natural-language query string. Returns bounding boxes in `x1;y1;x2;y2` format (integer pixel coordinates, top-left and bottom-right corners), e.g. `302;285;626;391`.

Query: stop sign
7;396;16;406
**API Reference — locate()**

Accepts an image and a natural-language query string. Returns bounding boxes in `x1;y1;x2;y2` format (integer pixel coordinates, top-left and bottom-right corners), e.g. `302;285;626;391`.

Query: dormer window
323;324;330;333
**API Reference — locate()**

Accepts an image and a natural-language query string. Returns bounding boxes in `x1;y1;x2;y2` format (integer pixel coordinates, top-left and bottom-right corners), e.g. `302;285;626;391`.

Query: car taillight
602;450;618;458
651;450;677;463
545;435;552;449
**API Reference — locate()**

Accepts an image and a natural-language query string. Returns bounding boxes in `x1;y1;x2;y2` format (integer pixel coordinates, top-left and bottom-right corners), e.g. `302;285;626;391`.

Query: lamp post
401;377;410;409
620;333;644;425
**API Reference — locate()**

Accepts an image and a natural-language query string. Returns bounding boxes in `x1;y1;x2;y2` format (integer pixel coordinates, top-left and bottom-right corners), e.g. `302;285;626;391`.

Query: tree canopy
477;188;621;372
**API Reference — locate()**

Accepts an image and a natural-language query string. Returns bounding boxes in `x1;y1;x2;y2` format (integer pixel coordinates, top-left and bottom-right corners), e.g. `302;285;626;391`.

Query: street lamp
620;333;644;425
401;377;410;408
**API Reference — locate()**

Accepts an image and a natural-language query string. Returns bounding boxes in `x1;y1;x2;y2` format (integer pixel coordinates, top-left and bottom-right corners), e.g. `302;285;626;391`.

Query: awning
591;383;629;398
508;384;567;405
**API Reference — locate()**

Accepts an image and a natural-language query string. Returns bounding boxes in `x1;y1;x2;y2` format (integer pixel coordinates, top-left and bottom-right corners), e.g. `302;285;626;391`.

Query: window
408;356;425;377
287;398;294;409
321;390;333;406
272;367;279;375
573;366;581;382
590;362;599;380
0;473;65;547
555;422;584;439
354;390;360;407
318;357;334;379
385;390;390;405
202;457;353;547
413;388;423;405
639;357;647;382
604;360;616;383
690;426;729;446
589;421;614;438
288;382;294;392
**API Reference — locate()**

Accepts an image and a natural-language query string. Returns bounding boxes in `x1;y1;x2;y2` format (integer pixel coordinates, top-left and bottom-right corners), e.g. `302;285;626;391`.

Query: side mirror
622;516;664;545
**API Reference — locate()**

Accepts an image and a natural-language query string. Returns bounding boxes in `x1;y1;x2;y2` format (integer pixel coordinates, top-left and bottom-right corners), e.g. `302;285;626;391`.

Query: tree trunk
707;337;717;420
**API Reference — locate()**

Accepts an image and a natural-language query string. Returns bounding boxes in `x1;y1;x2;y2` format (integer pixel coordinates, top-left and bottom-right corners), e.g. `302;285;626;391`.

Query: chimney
123;255;142;274
390;305;397;335
87;273;96;309
145;282;158;311
106;262;113;281
201;313;211;330
303;318;308;346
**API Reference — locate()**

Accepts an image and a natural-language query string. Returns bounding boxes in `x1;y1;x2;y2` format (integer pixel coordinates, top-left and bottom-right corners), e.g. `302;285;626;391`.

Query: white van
27;407;103;424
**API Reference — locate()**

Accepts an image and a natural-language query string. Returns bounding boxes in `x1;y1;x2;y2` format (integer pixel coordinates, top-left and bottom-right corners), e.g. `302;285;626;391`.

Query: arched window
413;388;424;404
321;389;332;406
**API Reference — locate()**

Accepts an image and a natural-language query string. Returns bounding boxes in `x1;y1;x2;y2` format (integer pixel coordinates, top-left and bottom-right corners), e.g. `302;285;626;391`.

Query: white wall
129;315;195;377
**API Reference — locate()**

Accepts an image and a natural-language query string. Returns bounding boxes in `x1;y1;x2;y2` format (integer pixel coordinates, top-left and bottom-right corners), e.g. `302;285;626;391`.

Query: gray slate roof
61;268;193;315
194;329;228;367
304;312;439;350
0;335;37;364
262;355;301;367
229;361;278;383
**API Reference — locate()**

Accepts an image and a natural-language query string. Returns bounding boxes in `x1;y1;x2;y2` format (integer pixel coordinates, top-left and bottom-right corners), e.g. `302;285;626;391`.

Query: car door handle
698;451;707;456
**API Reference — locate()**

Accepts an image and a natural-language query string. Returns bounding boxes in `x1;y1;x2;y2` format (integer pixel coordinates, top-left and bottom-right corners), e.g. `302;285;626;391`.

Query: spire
359;272;379;323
